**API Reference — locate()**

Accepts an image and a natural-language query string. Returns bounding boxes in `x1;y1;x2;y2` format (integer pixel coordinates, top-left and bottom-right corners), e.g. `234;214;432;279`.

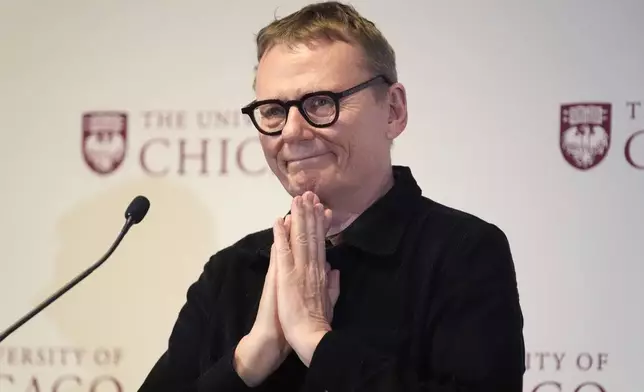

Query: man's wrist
290;329;330;367
233;333;284;387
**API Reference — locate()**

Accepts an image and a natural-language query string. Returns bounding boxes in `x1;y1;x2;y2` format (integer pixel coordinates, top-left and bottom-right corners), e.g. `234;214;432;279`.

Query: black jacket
139;165;525;391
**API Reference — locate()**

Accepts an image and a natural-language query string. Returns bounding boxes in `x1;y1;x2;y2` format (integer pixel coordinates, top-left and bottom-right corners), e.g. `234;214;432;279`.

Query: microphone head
125;195;150;224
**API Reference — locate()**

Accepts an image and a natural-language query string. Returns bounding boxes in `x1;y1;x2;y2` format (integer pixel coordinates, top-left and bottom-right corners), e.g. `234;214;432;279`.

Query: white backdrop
1;0;643;390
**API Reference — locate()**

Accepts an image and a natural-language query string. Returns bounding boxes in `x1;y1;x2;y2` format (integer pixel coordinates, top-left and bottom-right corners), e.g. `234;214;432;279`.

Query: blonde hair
253;1;397;91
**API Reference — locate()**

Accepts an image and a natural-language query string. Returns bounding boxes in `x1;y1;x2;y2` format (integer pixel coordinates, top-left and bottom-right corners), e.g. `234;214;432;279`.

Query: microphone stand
0;217;135;343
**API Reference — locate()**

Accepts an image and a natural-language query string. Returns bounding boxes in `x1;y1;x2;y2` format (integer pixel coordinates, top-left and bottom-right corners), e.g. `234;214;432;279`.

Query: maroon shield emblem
560;103;611;170
82;111;127;175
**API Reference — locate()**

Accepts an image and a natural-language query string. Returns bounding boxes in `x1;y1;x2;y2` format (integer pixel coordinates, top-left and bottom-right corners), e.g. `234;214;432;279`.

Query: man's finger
291;195;308;268
305;194;319;268
268;243;276;274
324;208;333;235
273;217;293;268
284;214;292;240
263;244;278;295
315;203;326;268
261;244;276;297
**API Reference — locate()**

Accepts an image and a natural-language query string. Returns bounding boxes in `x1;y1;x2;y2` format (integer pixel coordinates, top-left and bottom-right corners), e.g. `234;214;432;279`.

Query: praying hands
234;191;341;387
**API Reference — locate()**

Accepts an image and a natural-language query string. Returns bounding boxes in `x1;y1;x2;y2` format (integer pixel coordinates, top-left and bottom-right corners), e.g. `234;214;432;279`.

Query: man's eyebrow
259;83;336;101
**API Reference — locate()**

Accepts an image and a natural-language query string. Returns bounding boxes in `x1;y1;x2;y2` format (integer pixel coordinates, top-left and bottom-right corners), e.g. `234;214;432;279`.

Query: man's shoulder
202;227;273;273
416;197;519;294
226;227;274;255
420;196;490;227
418;196;509;246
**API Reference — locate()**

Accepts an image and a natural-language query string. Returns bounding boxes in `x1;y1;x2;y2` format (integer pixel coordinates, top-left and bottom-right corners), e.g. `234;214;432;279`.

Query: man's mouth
285;153;330;167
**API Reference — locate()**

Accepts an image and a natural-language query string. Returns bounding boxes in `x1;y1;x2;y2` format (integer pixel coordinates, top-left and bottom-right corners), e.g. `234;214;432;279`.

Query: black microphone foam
125;195;150;224
0;195;150;343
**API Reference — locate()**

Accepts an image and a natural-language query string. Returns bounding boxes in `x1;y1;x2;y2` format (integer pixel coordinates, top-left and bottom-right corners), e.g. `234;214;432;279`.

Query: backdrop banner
1;1;642;391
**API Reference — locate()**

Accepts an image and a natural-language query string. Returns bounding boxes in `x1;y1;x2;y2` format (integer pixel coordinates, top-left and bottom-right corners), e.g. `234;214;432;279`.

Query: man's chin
279;163;339;197
285;173;323;196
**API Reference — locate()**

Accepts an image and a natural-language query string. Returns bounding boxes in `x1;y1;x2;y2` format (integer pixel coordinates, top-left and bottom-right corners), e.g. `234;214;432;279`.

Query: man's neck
325;167;395;237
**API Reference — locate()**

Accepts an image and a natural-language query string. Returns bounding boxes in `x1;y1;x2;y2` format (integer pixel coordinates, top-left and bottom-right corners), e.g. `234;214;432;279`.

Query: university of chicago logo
560;103;611;170
82;111;127;175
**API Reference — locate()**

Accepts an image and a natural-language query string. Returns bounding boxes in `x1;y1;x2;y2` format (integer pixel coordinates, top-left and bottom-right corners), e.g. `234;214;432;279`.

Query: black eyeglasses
241;75;391;136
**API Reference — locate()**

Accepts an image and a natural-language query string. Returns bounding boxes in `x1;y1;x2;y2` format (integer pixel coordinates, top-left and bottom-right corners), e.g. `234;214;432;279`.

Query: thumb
262;244;278;299
328;269;341;306
284;215;292;240
323;208;333;235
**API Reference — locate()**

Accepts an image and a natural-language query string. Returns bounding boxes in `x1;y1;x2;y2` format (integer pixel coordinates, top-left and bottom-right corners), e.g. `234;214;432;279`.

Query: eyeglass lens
253;94;337;133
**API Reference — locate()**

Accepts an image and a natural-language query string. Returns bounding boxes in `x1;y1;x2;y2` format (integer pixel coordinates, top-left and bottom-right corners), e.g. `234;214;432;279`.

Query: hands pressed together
234;191;341;387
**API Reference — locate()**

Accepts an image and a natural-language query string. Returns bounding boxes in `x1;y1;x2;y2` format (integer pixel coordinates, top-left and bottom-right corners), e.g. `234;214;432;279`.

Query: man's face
253;39;406;203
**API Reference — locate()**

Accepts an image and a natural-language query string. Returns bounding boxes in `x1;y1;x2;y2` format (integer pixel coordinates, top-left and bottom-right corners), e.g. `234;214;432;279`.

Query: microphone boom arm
0;217;135;343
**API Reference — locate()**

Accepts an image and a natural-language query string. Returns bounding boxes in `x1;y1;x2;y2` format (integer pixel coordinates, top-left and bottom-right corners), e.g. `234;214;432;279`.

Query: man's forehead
254;40;365;98
256;78;341;101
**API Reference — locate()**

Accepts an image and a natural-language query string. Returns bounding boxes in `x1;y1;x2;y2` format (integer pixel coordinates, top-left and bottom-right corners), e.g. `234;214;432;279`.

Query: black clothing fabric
139;165;525;391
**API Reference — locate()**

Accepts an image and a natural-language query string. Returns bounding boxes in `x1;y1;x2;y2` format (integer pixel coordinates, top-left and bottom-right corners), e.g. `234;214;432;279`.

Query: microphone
0;195;150;343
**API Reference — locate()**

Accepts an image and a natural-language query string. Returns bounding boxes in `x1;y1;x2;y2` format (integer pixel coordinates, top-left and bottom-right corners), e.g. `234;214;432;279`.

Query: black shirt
138;165;525;391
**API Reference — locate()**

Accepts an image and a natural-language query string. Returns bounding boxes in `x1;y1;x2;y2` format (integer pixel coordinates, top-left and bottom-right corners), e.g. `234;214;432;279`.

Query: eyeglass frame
240;74;392;136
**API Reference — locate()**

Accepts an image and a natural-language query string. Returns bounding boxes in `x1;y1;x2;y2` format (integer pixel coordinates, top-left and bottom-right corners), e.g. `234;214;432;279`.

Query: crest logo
560;103;611;170
82;112;127;175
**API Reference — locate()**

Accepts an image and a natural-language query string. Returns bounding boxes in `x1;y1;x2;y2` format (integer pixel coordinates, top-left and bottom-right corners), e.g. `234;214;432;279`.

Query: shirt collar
257;165;423;258
337;165;423;256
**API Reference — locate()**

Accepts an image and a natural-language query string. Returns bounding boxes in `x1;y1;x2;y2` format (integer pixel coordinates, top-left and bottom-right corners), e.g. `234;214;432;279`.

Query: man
139;2;525;391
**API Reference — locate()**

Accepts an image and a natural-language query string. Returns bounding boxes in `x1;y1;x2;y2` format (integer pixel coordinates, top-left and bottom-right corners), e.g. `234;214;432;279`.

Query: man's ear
386;83;408;140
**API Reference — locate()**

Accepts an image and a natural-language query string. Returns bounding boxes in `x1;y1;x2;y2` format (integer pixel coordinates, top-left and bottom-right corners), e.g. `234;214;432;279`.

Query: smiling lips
285;153;331;167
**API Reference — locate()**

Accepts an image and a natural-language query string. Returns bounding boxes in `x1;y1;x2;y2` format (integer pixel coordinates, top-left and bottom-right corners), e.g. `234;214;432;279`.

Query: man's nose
281;106;315;142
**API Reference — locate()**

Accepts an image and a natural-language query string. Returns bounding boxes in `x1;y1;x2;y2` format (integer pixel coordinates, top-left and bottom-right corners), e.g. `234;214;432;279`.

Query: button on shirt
139;165;525;391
